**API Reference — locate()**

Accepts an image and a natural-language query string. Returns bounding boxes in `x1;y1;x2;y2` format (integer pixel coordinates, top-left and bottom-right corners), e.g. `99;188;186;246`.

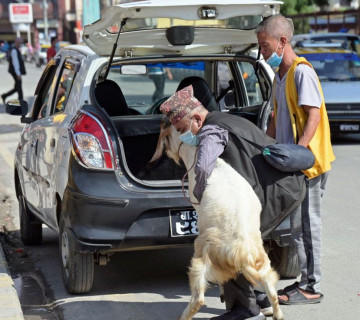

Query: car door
216;57;273;132
34;58;80;229
22;61;59;213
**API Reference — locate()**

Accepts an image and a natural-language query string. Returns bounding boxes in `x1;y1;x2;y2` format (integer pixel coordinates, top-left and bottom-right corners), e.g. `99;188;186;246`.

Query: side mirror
6;99;28;116
5;99;33;123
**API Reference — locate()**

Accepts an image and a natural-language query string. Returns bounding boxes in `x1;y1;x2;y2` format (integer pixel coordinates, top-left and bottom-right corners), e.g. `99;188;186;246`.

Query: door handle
31;140;37;148
50;138;56;147
31;139;38;156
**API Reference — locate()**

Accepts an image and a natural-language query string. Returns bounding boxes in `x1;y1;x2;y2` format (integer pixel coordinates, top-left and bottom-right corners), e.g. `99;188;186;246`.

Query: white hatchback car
6;0;299;294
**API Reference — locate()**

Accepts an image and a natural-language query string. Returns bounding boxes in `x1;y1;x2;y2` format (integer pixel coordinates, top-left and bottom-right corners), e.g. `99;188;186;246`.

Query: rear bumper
62;157;196;253
64;181;292;252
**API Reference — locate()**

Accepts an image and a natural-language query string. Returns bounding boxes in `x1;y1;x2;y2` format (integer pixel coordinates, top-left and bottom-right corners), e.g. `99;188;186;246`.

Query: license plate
169;208;198;237
340;124;360;131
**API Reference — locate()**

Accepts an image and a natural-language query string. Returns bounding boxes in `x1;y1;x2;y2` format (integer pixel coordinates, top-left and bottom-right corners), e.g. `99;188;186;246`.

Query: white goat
150;124;284;320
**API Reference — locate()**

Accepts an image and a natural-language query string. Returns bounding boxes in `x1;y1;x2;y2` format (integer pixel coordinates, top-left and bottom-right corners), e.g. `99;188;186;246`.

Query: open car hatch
83;0;282;56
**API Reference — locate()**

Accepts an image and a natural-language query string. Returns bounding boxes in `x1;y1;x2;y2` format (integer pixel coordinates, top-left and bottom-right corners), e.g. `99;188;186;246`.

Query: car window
33;66;58;119
51;67;76;115
238;61;263;106
107;62;206;114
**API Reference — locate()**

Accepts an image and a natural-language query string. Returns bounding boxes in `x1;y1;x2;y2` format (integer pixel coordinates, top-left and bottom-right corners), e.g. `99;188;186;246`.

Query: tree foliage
280;0;330;34
280;0;329;15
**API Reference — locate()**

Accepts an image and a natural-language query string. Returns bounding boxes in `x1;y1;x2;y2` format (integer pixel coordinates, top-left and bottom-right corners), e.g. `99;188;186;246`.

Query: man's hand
266;114;276;139
17;75;21;81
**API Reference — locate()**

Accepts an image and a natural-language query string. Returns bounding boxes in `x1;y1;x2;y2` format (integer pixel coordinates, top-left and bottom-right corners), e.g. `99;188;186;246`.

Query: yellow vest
273;57;335;179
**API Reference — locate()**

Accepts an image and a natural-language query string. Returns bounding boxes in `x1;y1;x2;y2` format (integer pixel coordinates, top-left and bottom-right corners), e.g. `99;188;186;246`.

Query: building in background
3;0;357;47
0;0;121;45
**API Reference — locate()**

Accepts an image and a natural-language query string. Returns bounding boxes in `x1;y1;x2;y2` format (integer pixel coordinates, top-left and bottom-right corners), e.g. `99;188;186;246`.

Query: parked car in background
5;0;299;295
295;44;360;134
38;44;50;66
292;32;360;55
38;41;71;67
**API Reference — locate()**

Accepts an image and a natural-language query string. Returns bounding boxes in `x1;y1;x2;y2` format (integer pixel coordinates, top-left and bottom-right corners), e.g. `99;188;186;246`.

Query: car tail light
71;112;115;170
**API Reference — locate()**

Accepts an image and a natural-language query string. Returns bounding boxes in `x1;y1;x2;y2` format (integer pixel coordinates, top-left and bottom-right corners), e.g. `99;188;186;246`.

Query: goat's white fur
151;125;284;320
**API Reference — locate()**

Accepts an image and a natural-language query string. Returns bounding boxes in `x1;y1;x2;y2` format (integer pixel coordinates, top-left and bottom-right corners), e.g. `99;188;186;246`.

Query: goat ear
149;124;168;163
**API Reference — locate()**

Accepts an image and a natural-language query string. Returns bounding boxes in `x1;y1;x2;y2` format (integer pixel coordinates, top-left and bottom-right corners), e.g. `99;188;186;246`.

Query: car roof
295;47;353;54
293;32;360;39
83;0;282;56
59;44;97;57
294;47;360;62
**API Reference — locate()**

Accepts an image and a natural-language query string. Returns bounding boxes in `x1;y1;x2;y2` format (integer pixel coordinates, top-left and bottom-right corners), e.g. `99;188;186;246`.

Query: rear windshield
107;61;206;114
101;59;264;115
107;16;262;33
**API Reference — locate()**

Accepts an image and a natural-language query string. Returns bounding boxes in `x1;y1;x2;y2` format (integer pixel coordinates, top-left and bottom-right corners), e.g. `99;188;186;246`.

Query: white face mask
179;118;199;146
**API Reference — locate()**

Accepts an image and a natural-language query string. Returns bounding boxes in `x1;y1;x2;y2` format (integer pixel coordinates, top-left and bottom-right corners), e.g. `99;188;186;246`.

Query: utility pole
43;0;49;42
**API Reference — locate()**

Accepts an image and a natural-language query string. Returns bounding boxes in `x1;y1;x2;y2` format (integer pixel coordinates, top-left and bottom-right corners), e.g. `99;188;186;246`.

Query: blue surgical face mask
179;118;199;146
266;41;284;67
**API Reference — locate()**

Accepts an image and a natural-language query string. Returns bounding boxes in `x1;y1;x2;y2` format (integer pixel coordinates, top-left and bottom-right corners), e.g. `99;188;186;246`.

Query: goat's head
150;118;183;165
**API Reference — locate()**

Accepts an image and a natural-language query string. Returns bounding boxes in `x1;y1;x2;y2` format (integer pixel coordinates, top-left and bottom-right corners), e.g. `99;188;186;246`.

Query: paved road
0;62;360;320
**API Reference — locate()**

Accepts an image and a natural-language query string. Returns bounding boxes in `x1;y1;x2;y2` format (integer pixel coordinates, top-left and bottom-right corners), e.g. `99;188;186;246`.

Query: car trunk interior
94;56;272;182
112;115;186;181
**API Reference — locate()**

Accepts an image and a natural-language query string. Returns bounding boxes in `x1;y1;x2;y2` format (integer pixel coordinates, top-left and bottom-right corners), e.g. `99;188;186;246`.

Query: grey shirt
193;124;229;202
273;64;322;144
11;48;21;76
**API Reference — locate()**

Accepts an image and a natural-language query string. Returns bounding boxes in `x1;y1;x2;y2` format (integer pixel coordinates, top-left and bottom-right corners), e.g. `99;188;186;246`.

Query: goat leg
178;257;207;320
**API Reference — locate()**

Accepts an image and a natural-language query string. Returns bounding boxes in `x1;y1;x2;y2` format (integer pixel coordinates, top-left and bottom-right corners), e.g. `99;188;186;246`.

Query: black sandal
277;281;299;295
278;286;324;305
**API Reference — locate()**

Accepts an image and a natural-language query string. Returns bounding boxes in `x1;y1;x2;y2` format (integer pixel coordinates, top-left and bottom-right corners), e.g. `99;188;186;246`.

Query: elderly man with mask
159;83;307;319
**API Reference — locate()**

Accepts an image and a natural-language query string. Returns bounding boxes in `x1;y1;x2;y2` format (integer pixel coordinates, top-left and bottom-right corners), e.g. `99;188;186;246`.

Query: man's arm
193;125;228;202
266;115;276;138
165;68;173;80
295;64;322;147
298;105;320;147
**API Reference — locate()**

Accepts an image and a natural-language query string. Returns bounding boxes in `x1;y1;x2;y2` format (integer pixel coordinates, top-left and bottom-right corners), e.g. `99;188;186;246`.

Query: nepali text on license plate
340;124;360;131
169;208;198;237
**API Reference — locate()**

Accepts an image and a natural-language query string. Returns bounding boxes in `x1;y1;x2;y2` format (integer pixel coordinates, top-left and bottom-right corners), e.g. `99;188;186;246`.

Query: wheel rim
61;231;70;278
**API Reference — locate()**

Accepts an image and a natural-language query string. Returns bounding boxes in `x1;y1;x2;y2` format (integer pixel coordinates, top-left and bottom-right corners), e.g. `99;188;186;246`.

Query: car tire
269;243;300;278
59;218;94;294
19;195;42;245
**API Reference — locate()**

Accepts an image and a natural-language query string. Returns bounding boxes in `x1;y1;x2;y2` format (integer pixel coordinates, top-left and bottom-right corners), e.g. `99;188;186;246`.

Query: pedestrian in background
47;36;58;62
147;66;173;103
256;14;335;305
1;37;26;104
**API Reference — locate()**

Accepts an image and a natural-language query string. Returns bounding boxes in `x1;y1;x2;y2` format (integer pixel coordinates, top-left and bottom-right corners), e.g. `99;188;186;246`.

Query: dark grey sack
262;144;315;173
